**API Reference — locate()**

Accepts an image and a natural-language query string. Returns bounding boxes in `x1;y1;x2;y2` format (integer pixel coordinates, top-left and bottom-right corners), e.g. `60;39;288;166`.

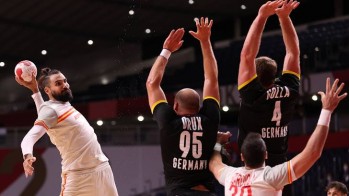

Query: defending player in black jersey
237;1;300;195
146;17;220;196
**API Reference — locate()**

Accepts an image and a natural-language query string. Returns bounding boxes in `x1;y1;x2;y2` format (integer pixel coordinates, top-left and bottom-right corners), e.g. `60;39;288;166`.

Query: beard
52;89;73;102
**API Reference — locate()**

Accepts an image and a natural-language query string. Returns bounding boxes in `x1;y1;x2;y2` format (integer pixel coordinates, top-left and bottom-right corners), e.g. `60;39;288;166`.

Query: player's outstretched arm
189;17;219;101
238;0;283;89
276;0;301;76
291;78;347;179
146;28;184;112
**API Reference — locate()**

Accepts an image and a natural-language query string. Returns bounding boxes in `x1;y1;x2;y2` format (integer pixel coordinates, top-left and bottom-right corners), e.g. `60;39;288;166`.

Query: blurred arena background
0;0;348;195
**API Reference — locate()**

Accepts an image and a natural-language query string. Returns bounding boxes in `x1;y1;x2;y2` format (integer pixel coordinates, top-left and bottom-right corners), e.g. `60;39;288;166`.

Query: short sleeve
264;162;294;190
238;78;264;104
153;102;177;129
279;73;300;92
200;98;220;124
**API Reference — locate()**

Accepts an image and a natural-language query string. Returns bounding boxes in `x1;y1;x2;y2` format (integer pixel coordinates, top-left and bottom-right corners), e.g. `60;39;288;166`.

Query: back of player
238;73;300;166
153;98;220;195
220;163;293;196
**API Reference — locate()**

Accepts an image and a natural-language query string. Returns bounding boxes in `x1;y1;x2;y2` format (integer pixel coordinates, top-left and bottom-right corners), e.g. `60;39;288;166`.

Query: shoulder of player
38;101;73;115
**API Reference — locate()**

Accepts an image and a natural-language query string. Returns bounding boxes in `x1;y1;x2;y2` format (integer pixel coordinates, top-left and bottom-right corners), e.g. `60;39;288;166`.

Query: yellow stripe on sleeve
203;96;220;107
238;74;257;90
282;70;300;80
151;100;167;114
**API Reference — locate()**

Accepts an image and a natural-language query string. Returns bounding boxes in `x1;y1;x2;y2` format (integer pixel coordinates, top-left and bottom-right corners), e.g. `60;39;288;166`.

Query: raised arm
189;17;219;101
276;0;301;76
291;78;347;179
15;74;44;112
146;28;184;112
238;0;283;88
209;131;232;181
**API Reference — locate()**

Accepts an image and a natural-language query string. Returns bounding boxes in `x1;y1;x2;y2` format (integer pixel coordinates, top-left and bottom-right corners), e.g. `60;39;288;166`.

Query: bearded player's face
47;73;73;102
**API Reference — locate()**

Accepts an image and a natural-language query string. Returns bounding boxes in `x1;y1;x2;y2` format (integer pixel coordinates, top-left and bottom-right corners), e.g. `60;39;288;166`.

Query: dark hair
255;56;277;88
38;67;61;90
241;132;266;168
326;181;348;194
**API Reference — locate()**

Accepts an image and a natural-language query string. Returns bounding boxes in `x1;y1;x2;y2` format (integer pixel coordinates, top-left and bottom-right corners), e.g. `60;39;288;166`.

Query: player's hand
275;0;300;18
15;73;39;94
189;17;212;42
163;28;185;53
318;77;347;112
259;0;283;18
23;155;36;178
217;131;232;144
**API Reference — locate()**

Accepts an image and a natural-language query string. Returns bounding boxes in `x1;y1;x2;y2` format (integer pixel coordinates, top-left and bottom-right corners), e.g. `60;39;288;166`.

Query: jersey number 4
271;100;282;126
179;131;203;159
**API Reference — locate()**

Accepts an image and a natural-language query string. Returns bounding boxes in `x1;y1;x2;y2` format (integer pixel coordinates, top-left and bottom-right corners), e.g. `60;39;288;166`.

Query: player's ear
265;151;268;160
174;101;178;112
44;86;50;95
240;153;244;162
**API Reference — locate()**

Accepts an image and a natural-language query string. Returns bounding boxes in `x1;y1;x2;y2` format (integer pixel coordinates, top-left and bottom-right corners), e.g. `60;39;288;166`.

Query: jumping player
146;17;220;195
16;68;118;196
236;1;301;194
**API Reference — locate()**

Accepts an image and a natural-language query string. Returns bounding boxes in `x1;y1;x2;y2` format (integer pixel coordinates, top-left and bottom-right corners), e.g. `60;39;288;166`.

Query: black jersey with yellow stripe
152;98;220;195
237;73;300;164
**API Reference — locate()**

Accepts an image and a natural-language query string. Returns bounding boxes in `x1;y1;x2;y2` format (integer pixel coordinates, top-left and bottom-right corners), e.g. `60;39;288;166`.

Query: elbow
240;50;253;59
209;156;221;172
20;140;25;150
205;74;218;83
209;159;216;172
286;50;300;57
146;79;158;90
20;137;27;152
240;52;255;65
240;51;248;60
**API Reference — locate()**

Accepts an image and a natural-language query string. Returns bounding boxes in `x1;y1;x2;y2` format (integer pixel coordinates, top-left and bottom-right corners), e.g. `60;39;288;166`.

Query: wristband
160;49;171;60
317;109;332;127
213;143;222;152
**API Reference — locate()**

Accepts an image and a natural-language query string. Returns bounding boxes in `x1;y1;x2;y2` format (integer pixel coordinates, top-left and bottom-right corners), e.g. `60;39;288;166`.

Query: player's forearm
210;150;223;167
292;109;331;178
200;40;218;81
209;147;226;181
304;109;331;157
279;16;299;55
146;56;167;88
21;138;35;159
32;92;44;113
303;124;329;160
241;14;268;58
21;125;46;158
